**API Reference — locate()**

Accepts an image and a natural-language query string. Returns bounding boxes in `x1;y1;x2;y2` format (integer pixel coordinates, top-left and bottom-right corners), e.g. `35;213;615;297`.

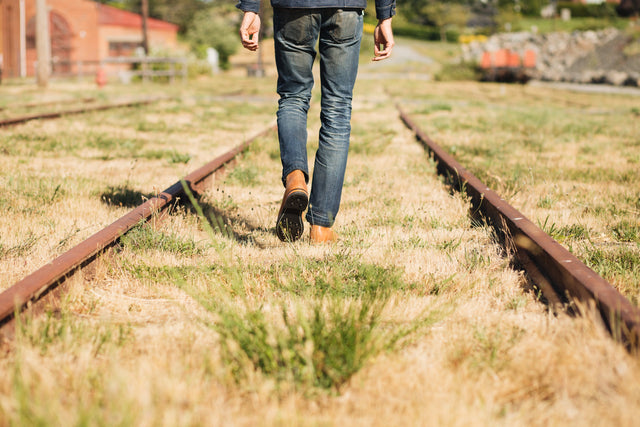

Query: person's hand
373;18;394;61
239;11;261;51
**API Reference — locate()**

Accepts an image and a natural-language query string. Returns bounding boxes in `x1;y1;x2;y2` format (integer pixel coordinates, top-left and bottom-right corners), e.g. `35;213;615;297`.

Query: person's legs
273;8;320;185
305;9;363;230
273;8;320;241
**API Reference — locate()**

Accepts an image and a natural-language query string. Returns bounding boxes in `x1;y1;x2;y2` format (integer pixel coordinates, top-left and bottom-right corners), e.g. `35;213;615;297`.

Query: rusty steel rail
0;97;166;128
0;97;96;112
0;124;275;330
398;105;640;348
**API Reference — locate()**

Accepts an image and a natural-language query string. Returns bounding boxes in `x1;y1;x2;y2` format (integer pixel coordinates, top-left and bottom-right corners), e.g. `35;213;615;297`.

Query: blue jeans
273;7;363;228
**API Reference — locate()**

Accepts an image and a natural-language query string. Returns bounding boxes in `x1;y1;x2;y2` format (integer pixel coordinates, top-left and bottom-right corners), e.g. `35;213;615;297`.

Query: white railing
45;56;188;83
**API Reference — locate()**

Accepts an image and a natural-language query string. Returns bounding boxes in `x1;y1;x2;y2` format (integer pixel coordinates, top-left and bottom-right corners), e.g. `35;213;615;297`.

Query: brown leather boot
276;170;308;242
310;225;337;244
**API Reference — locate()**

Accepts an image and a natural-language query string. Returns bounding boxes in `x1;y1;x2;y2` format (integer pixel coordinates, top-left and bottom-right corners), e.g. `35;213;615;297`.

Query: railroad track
0;123;275;338
0;97;97;112
0;104;637;350
397;105;640;349
0;97;167;128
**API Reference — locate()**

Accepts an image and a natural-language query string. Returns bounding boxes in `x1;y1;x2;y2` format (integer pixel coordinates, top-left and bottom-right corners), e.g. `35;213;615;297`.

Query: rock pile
461;28;640;86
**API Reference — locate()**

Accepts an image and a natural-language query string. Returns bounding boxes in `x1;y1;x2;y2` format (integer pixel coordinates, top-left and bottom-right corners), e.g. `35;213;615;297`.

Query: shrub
393;22;460;42
186;8;239;70
435;61;482;82
556;1;618;18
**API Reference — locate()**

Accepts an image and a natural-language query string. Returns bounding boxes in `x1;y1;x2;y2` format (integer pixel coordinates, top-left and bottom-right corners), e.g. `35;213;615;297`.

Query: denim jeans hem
305;211;334;228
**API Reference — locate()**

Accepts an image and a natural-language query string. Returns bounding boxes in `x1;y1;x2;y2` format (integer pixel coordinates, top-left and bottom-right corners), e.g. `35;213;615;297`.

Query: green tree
186;7;239;69
422;1;469;41
398;0;470;25
499;0;546;16
117;0;209;33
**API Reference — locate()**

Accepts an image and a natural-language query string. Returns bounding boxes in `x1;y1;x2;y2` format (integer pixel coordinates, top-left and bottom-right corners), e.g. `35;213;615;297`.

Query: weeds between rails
398;105;640;350
1;102;637;351
0;124;274;337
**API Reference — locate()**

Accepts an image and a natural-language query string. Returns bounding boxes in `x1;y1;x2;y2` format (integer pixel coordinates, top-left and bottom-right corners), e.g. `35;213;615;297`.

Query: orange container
523;50;537;68
480;51;492;69
493;49;509;68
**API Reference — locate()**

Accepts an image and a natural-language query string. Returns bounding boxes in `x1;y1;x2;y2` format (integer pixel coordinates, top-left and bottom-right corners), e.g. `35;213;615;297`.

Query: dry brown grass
392;80;640;303
0;38;639;425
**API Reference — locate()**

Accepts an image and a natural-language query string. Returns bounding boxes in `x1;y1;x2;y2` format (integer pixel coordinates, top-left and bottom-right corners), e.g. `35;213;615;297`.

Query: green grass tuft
269;255;419;298
538;216;590;243
124;263;218;286
0;233;39;259
119;224;203;256
214;292;438;392
611;220;640;243
415;102;453;115
16;309;131;355
225;164;261;187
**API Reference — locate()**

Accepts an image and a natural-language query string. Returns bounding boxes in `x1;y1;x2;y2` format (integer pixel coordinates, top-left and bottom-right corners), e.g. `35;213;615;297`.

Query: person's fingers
239;29;252;46
240;29;258;50
241;32;259;51
240;36;257;50
373;39;394;61
373;47;392;61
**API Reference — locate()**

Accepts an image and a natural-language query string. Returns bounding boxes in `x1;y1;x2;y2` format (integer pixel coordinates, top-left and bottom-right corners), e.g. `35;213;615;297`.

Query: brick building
0;0;179;78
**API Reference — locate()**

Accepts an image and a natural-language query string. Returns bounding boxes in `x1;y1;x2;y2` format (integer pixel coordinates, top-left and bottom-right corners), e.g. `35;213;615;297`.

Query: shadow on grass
185;197;268;249
100;185;153;208
100;184;268;248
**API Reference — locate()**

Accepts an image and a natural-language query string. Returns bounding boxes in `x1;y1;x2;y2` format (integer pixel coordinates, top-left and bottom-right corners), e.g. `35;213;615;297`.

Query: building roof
97;3;178;32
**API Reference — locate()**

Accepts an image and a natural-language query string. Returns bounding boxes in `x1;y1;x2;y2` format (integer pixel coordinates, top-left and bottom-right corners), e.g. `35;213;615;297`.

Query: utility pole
36;0;50;87
256;0;266;77
141;0;149;55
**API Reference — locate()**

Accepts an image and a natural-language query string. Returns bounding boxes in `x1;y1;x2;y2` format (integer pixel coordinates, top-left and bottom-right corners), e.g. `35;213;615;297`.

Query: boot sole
276;190;308;242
